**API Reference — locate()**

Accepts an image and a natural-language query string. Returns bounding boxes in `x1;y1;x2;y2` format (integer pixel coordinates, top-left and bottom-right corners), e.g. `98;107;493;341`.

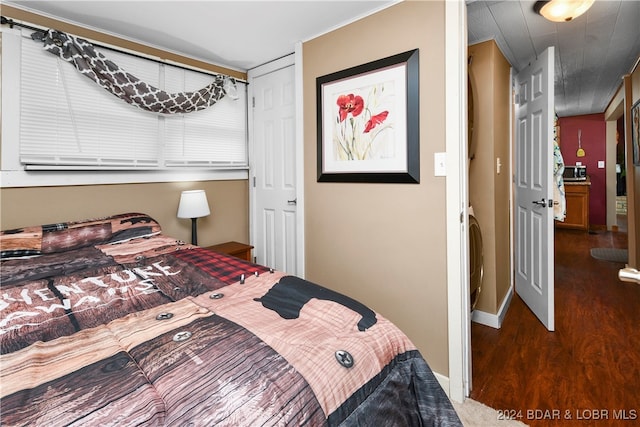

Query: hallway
470;228;639;426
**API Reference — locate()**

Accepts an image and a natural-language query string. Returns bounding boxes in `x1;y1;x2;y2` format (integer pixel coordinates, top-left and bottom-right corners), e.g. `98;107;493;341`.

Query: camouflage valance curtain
31;29;236;115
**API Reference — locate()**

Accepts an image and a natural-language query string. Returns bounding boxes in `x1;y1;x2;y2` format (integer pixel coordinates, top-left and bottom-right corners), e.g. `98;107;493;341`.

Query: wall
0;180;250;247
467;40;512;317
303;1;449;375
558;114;607;227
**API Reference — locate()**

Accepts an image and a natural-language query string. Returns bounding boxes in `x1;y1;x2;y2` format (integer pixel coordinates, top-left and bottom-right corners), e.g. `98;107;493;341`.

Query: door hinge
253;176;256;187
252;97;255;108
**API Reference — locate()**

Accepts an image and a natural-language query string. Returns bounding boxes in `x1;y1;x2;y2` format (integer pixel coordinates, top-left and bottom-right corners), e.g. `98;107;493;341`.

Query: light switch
434;152;446;176
598;161;605;169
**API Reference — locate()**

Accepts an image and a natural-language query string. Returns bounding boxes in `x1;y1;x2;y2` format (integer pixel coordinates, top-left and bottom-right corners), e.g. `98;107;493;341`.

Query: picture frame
633;99;640;166
316;49;419;183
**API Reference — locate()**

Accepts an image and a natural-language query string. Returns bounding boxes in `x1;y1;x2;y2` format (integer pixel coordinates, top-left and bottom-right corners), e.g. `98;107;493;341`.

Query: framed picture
633;99;640;166
316;49;419;183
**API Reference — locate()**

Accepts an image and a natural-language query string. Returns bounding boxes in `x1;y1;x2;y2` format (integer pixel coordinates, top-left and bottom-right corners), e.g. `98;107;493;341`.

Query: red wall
558;113;607;227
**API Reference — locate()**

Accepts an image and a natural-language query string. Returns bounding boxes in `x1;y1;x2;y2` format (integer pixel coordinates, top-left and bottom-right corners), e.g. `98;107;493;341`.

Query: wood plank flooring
470;228;639;426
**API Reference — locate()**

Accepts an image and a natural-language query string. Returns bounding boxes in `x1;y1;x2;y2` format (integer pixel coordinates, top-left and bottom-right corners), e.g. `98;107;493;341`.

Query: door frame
294;43;306;278
604;87;625;231
445;0;470;402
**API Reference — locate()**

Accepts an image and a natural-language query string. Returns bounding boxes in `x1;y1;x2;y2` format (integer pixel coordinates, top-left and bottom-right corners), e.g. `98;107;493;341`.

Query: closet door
249;56;298;274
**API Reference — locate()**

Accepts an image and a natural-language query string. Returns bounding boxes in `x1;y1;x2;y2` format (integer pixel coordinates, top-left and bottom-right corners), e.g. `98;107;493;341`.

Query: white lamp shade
177;190;211;219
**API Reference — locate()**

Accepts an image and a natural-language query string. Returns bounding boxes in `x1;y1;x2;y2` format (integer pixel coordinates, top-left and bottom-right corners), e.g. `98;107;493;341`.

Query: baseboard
433;371;451;397
471;286;514;329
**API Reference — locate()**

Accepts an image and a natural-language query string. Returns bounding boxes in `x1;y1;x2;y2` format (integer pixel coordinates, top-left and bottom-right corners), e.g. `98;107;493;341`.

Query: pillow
1;213;162;259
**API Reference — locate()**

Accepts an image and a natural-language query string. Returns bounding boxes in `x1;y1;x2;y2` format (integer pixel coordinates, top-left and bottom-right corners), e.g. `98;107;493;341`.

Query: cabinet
205;241;254;262
556;181;590;231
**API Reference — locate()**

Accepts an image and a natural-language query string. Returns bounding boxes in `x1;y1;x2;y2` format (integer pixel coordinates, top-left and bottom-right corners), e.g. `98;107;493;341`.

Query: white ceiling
2;0;397;71
467;0;640;117
3;0;639;117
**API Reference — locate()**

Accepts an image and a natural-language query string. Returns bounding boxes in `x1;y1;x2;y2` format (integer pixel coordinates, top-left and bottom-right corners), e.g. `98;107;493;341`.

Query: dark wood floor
470;228;639;426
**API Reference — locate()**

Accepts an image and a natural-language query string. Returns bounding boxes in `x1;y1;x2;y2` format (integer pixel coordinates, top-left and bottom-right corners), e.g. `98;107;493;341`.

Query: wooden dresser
556;179;590;231
204;241;254;262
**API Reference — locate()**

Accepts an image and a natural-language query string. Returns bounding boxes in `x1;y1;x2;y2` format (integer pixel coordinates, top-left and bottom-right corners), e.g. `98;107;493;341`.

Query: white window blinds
15;28;247;170
163;67;248;167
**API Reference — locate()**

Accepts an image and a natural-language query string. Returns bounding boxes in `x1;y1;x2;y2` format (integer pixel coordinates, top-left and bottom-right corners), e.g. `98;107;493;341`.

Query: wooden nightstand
205;241;254;262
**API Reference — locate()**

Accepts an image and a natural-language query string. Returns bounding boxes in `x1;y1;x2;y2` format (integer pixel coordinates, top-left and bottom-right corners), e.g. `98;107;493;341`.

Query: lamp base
190;218;198;246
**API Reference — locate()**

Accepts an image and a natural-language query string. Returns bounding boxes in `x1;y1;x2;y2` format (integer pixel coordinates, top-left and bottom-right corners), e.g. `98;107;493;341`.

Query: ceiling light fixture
534;0;595;22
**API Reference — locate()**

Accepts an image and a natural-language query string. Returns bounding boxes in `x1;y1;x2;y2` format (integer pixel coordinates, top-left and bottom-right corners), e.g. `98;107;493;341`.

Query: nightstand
205;241;254;262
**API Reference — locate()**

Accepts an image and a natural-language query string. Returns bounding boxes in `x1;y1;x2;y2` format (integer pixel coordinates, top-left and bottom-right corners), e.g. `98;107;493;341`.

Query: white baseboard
433;371;451;398
471;286;514;329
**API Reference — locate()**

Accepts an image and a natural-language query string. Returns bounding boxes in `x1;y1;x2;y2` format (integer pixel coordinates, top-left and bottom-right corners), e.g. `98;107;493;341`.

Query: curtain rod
1;16;41;32
0;16;247;84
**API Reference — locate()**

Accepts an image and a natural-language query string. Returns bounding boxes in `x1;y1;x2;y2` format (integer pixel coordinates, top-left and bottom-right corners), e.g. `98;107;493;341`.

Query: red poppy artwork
337;94;364;122
317;49;419;183
333;84;393;161
364;111;389;133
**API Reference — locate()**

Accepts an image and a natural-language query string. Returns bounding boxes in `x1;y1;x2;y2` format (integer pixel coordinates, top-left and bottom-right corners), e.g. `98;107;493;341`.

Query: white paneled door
514;47;555;331
249;59;297;274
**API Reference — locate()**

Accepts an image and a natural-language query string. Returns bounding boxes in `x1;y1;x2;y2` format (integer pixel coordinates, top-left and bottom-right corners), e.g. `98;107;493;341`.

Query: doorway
616;116;628;232
468;55;632;411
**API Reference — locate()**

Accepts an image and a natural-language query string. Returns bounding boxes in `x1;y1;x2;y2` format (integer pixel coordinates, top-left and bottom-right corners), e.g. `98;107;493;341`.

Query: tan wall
303;1;449;375
468;40;512;315
0;180;250;247
493;44;512;311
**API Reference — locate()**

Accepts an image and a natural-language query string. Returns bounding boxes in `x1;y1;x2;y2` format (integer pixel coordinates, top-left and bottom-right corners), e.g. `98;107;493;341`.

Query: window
1;27;248;185
163;66;247;168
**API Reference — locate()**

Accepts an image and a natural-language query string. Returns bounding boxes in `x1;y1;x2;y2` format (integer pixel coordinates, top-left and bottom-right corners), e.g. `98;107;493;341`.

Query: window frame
1;27;249;188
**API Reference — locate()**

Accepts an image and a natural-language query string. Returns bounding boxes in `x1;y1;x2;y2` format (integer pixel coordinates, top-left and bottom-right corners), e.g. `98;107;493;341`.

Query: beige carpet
452;399;529;426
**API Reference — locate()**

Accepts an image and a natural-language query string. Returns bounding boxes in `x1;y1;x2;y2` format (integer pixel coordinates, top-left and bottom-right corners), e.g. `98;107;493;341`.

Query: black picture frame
632;99;640;166
316;49;419;183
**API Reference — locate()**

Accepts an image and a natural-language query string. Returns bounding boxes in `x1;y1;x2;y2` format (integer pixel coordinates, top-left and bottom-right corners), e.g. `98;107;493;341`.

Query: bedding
0;213;462;426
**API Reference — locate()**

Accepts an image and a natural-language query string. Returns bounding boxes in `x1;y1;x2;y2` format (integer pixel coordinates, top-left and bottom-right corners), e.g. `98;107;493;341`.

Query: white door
514;47;555;331
249;57;298;274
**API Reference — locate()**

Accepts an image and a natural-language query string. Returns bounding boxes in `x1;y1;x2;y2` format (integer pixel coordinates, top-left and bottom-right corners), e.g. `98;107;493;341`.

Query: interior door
514;47;555;331
249;58;298;274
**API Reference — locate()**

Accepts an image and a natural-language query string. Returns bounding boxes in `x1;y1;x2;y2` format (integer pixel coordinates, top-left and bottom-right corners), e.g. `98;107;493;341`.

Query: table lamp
177;189;210;245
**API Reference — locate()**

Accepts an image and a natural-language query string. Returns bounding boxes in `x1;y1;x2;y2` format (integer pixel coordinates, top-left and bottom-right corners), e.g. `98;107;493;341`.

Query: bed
0;212;462;426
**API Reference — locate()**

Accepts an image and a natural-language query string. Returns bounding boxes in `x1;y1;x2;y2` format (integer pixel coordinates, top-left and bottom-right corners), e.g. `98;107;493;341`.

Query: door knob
287;198;297;205
532;198;552;208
